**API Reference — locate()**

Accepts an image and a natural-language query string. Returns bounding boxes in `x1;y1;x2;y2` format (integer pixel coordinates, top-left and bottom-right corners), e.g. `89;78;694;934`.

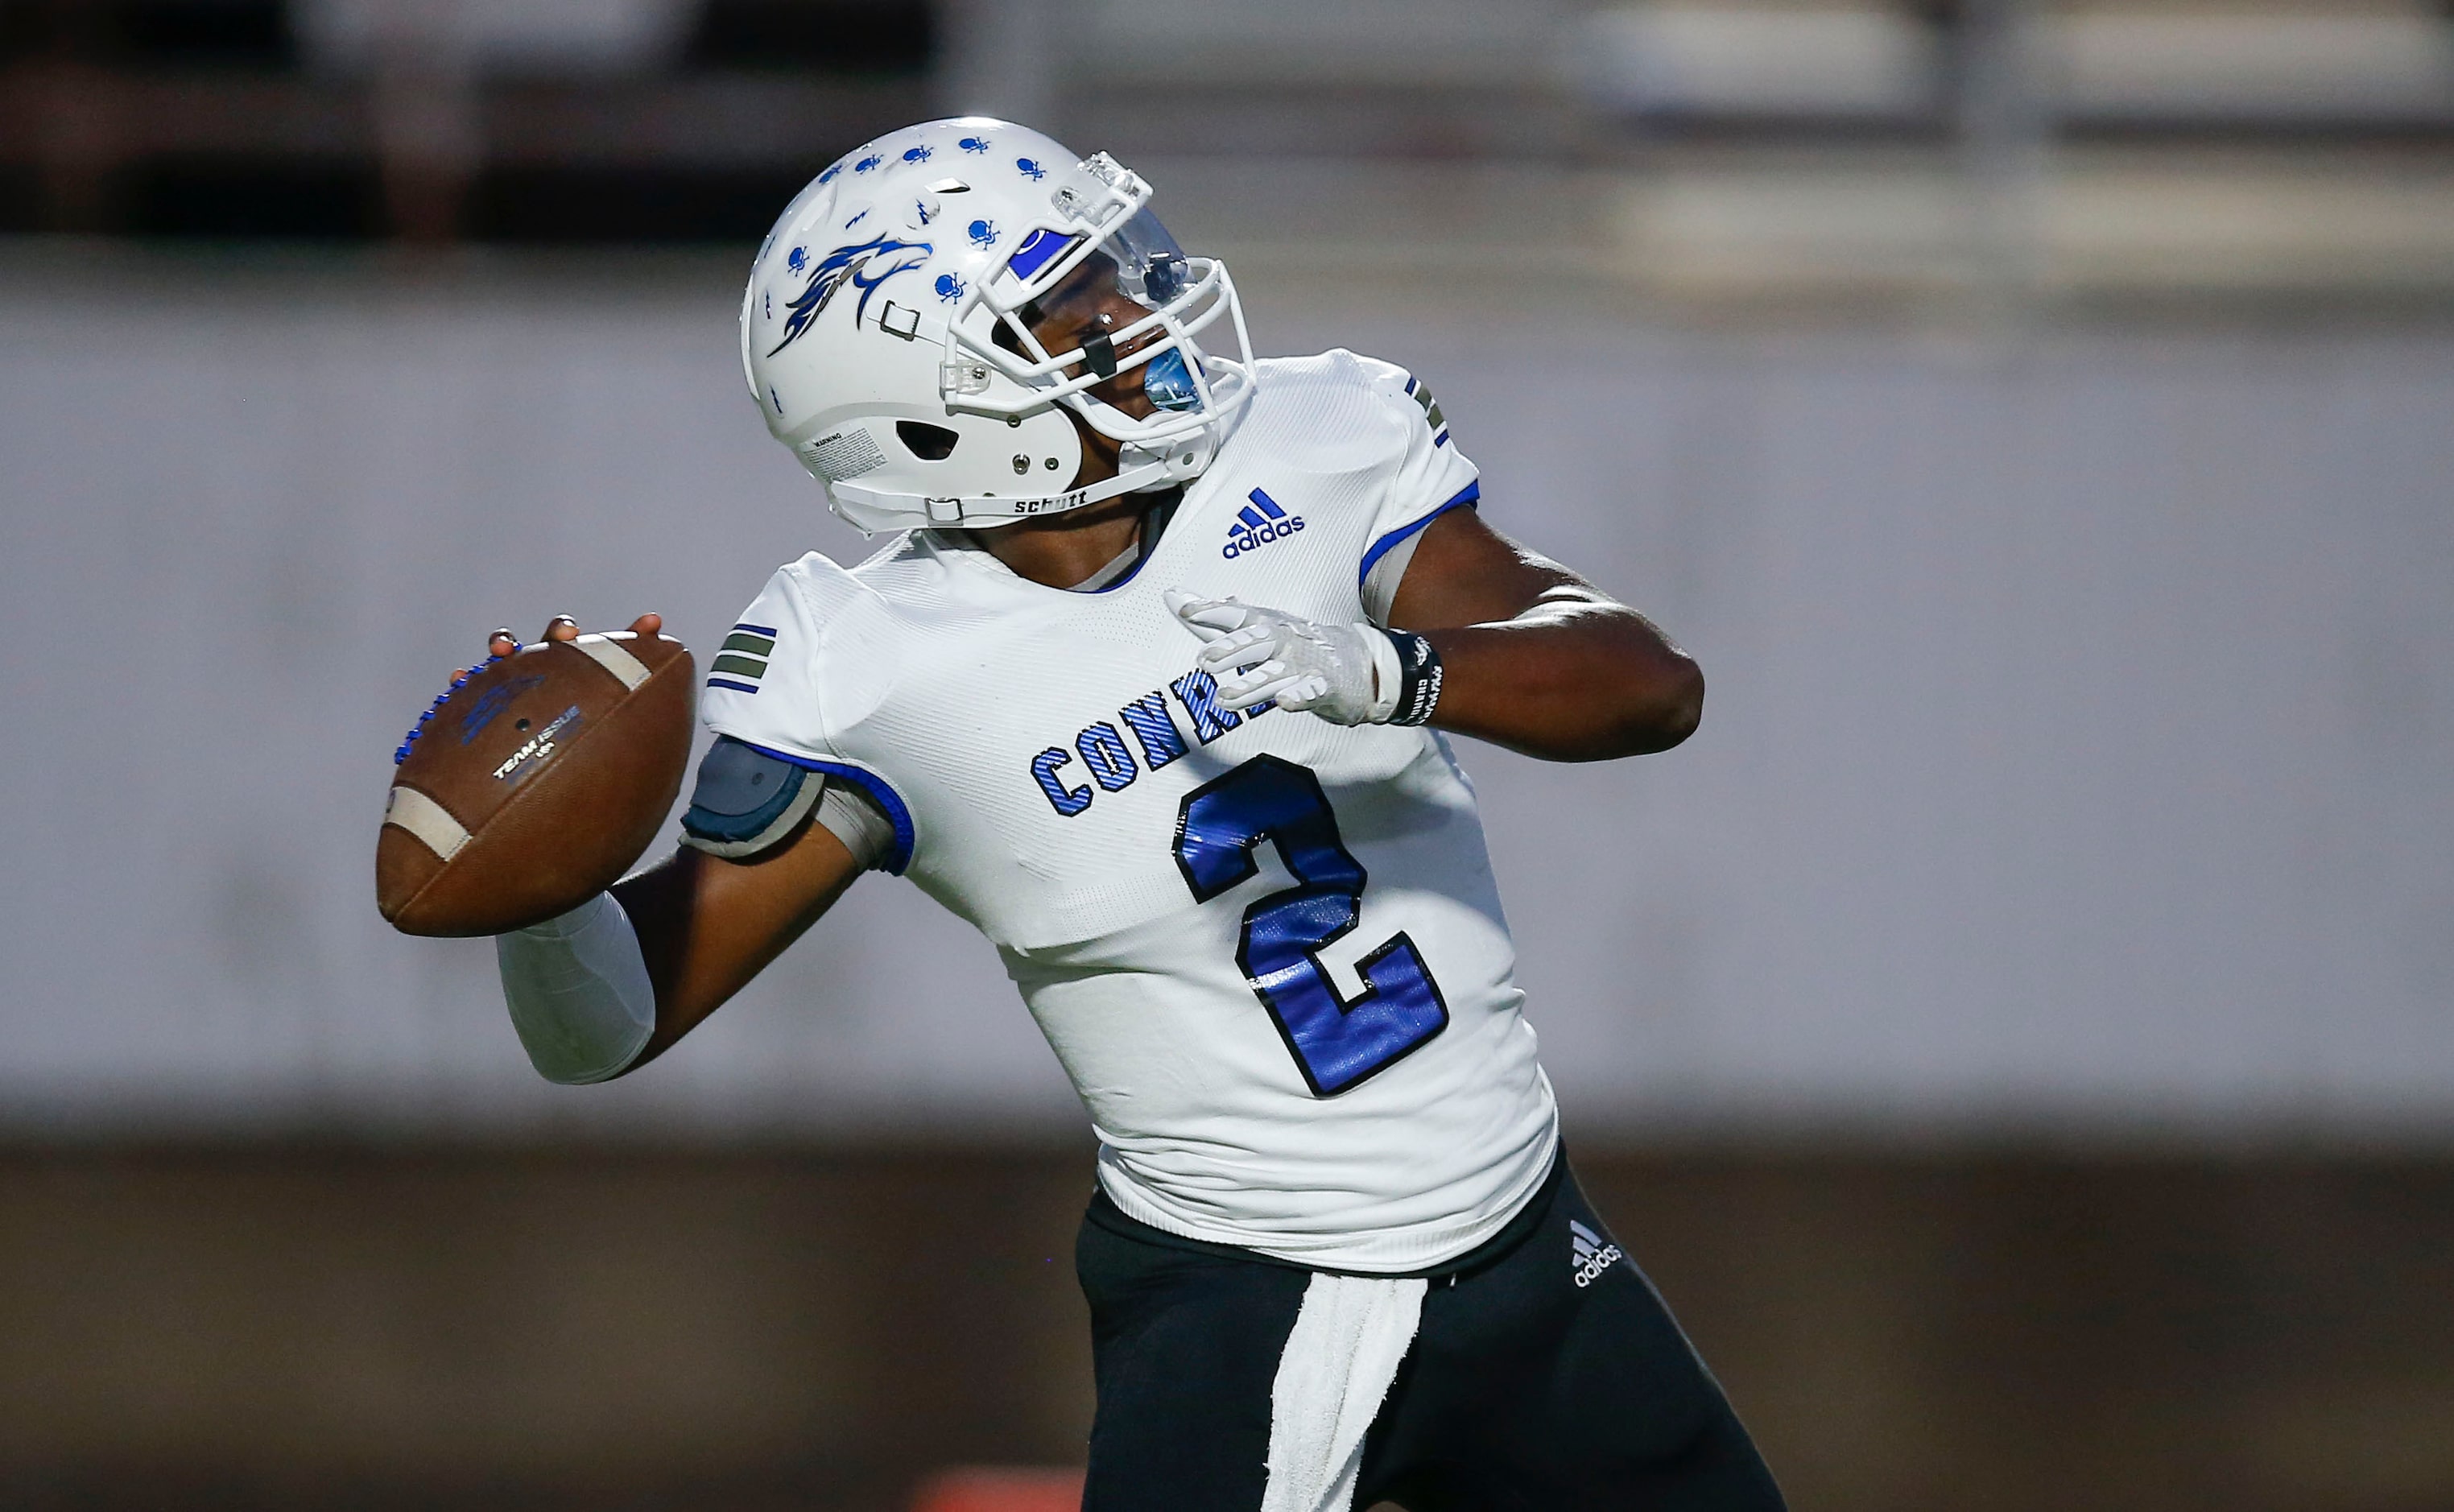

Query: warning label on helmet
804;428;887;481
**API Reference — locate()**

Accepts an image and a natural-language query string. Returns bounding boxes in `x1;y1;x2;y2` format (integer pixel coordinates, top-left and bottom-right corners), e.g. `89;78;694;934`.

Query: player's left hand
1167;591;1401;725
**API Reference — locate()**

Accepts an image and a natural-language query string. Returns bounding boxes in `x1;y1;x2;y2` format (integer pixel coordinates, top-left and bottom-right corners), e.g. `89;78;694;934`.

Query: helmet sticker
1006;227;1080;283
967;218;998;250
1016;157;1046;181
957;135;992;154
934;272;965;303
853;154;883;173
768;235;934;356
902;145;932;163
787;246;807;272
818;162;843;184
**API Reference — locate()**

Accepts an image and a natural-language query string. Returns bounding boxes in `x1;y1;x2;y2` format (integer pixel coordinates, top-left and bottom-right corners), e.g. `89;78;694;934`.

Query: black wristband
1384;630;1444;727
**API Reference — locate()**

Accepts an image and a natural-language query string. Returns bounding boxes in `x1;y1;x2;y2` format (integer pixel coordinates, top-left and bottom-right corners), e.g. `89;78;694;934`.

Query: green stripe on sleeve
721;631;777;656
710;654;768;680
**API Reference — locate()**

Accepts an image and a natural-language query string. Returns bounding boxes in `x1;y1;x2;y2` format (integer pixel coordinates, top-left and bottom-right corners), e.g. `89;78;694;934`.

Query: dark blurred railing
5;0;2453;251
0;0;932;240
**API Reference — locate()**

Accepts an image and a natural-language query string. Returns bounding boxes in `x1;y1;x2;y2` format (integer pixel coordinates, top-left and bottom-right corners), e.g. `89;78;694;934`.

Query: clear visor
1001;206;1190;311
1109;208;1191;308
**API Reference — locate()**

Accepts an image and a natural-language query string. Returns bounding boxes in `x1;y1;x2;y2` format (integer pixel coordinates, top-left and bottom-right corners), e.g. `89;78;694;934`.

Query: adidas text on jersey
1221;487;1306;559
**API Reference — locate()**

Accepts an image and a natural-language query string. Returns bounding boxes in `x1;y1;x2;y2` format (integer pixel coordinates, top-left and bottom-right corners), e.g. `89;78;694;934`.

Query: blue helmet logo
934;272;965;303
1016;157;1046;181
853;155;883;173
786;246;807;273
767;235;935;356
903;145;932;163
819;162;843;184
957;135;992;154
967;218;998;250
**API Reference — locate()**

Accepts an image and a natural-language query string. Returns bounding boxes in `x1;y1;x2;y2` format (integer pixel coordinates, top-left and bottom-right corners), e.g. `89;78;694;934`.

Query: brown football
377;631;695;936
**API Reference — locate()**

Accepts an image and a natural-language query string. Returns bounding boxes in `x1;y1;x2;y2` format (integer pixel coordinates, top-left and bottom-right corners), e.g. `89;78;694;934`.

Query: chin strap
830;369;1242;531
832;442;1203;528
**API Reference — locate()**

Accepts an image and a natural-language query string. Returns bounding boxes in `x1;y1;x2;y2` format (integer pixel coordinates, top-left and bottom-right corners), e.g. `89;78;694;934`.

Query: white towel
1260;1273;1428;1512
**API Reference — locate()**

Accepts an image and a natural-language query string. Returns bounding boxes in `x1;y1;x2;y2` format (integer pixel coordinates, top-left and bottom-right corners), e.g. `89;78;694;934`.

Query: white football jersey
704;350;1560;1271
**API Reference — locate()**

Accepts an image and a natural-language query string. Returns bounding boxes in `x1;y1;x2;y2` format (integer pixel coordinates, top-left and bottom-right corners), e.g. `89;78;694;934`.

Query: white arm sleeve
495;892;656;1084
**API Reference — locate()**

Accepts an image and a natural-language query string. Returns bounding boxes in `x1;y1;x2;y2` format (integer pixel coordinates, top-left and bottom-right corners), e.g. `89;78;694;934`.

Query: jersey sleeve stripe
1357;481;1480;590
724;737;918;875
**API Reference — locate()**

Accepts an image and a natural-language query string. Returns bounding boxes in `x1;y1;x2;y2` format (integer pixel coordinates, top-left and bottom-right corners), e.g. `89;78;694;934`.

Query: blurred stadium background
4;0;2453;1506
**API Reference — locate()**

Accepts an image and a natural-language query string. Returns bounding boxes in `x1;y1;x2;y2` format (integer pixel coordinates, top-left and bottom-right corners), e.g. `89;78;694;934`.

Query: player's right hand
457;612;663;681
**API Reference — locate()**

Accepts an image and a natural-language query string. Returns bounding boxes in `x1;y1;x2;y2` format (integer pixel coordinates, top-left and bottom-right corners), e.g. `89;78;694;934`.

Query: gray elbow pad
681;735;891;868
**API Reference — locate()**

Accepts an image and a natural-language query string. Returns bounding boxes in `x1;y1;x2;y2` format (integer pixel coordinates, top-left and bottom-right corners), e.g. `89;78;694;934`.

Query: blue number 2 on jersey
1172;755;1450;1095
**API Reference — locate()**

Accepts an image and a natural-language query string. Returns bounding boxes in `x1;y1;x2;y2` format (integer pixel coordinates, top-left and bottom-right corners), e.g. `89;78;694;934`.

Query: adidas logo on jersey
1570;1218;1623;1289
1222;487;1305;559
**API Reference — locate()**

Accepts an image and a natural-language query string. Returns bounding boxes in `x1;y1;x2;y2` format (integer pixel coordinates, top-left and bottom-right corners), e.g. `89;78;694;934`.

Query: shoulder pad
779;548;878;617
1335;351;1445;440
702;553;905;759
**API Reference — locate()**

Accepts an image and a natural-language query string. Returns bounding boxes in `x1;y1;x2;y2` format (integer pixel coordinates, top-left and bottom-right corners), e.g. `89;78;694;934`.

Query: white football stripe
572;633;651;691
385;784;470;861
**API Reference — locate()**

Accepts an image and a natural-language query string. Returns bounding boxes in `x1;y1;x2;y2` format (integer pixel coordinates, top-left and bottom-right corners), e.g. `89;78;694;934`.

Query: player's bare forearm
606;820;861;1072
1421;595;1701;762
1390;508;1704;762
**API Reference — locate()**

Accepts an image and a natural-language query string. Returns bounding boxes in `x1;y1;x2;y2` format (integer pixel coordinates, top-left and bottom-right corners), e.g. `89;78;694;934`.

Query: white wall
2;247;2449;1141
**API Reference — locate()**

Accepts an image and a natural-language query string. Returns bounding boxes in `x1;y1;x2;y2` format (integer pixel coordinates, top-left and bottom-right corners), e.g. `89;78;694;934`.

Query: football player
482;119;1784;1511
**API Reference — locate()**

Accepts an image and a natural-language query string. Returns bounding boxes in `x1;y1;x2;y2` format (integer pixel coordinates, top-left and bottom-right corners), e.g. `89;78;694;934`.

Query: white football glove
1167;590;1405;725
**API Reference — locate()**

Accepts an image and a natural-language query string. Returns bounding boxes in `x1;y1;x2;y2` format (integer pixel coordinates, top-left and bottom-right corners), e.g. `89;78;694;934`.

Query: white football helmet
741;118;1256;534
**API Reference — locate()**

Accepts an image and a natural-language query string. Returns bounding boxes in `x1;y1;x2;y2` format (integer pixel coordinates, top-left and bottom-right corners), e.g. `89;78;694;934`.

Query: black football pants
1075;1157;1787;1512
